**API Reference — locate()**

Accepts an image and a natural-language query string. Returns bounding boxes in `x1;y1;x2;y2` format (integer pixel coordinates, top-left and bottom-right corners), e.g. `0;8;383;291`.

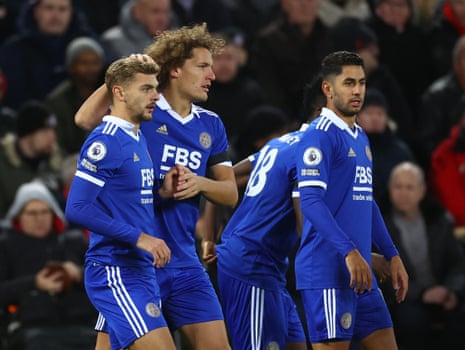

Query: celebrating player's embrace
68;22;408;349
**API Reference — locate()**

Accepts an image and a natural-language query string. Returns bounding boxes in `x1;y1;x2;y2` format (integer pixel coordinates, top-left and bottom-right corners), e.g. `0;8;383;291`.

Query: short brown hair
104;56;160;95
144;23;224;90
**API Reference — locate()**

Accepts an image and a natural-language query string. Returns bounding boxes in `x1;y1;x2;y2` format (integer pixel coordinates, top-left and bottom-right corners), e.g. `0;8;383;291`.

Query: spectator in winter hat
0;100;64;218
0;180;96;349
46;36;106;154
357;88;415;210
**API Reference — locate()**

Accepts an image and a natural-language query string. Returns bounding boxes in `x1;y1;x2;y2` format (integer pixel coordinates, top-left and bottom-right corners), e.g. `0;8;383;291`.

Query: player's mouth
146;104;156;112
350;99;362;108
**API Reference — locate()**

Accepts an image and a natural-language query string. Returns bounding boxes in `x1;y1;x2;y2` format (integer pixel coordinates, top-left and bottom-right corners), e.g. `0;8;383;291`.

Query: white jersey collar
103;115;141;140
157;94;201;124
320;107;360;138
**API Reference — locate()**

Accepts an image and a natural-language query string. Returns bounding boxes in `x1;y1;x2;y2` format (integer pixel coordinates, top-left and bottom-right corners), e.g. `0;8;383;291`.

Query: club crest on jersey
199;132;212;149
365;145;372;162
303;147;322;166
87;141;107;161
341;312;352;329
145;302;161;318
266;341;280;350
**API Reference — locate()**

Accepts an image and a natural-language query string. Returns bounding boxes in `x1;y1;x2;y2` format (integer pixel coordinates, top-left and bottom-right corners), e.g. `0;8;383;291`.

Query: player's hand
159;165;182;199
136;233;171;268
201;239;217;265
129;53;155;64
345;249;372;293
173;165;203;200
371;252;390;283
389;255;408;303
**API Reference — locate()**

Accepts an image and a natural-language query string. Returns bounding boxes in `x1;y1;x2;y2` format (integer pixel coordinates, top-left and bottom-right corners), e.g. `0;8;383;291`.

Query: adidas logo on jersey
156;124;168;135
348;148;356;157
133;152;140;162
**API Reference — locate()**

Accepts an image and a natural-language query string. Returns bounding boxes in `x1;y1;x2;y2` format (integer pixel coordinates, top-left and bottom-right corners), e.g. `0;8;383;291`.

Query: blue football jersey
141;94;232;268
66;116;156;267
295;107;377;289
217;127;306;290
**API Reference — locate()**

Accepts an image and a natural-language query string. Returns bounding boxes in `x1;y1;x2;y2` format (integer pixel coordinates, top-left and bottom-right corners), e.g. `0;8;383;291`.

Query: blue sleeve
65;176;141;246
300;186;356;256
372;201;399;260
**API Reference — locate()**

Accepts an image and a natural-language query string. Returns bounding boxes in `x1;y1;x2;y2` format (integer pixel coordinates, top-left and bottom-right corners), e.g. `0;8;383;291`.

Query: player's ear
322;80;332;99
113;85;125;102
171;67;181;78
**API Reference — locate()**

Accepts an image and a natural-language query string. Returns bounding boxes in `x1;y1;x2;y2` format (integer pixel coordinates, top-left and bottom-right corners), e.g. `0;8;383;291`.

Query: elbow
228;190;239;208
64;204;81;227
74;112;93;131
221;185;239;208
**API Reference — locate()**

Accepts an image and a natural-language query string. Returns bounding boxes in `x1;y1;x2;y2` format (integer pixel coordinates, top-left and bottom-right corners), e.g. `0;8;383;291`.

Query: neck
396;207;421;221
162;89;192;117
110;107;140;134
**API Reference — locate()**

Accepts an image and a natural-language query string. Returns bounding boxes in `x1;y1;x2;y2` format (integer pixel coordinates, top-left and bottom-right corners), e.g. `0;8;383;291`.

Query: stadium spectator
248;0;330;121
383;161;465;350
46;36;105;154
0;0;97;109
101;0;177;62
0;181;96;350
0;100;63;218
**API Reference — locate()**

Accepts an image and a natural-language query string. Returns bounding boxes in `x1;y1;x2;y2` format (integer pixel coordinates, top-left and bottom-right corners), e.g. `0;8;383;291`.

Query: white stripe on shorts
105;266;149;337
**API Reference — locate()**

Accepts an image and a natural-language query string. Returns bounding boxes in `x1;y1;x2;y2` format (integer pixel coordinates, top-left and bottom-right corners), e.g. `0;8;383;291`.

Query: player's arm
65;174;143;245
234;157;253;188
174;163;238;207
299;186;372;293
74;84;111;130
292;191;303;237
66;176;170;267
199;154;255;263
75;54;153;130
201;199;218;264
372;200;408;302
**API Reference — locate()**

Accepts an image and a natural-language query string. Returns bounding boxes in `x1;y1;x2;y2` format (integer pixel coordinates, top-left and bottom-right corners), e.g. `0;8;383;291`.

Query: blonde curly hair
144;23;224;90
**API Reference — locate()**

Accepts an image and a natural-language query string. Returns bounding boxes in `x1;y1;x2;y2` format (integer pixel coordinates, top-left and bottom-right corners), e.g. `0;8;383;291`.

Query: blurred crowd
1;0;465;349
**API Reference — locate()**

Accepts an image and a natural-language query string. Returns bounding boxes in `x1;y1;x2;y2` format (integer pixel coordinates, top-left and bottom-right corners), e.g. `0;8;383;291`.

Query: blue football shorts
156;264;225;330
218;270;306;349
85;262;168;350
300;287;393;344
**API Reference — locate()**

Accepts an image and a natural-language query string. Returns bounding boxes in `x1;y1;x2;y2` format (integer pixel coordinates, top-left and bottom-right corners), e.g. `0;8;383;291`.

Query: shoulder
193;104;221;119
101;26;123;42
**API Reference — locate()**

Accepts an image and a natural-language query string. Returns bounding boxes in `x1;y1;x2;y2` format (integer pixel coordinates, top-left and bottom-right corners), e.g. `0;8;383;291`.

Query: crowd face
212;44;243;83
357;105;388;134
70;50;104;86
376;0;411;30
389;167;425;216
449;0;465;25
18;199;54;238
33;0;72;36
29;127;57;156
135;0;171;37
281;0;320;27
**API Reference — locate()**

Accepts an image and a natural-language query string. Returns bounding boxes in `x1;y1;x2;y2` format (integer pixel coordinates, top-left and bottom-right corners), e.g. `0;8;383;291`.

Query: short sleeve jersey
141;94;231;267
72;116;155;267
217;128;305;290
295;108;375;289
